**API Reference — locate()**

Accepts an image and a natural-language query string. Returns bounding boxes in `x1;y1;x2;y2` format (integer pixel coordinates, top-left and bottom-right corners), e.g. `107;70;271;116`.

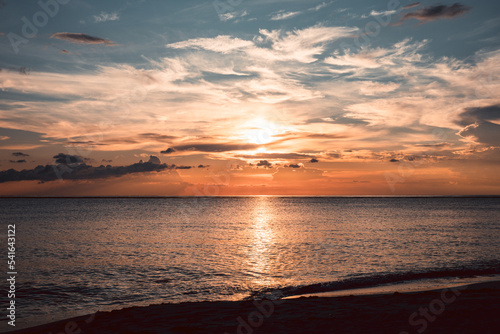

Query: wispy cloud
362;9;397;18
219;10;248;22
168;24;358;63
93;11;119;23
403;2;421;10
2;25;499;164
270;10;302;21
308;2;333;12
50;32;116;45
168;35;253;54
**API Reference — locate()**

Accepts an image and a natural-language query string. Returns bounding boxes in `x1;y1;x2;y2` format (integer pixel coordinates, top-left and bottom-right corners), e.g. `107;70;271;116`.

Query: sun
245;117;279;145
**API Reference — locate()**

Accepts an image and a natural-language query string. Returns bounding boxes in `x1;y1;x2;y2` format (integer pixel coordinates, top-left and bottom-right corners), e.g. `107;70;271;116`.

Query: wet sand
6;281;500;334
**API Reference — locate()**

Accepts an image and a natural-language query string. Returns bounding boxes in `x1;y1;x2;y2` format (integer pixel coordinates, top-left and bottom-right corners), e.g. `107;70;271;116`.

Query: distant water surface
0;197;499;331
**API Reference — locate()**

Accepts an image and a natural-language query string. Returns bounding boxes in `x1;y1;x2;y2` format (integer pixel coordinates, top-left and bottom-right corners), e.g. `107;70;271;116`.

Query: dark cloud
390;158;400;162
163;143;259;154
9;160;26;163
12;152;29;157
287;164;301;169
237;153;314;160
305;116;369;125
309;158;319;163
403;2;421;9
457;105;500;146
0;155;173;184
53;153;83;165
140;133;177;141
198;164;210;168
256;160;272;168
161;148;176;154
50;32;116;45
305;133;348;140
66;141;106;146
415;142;450;148
175;165;192;170
400;3;471;22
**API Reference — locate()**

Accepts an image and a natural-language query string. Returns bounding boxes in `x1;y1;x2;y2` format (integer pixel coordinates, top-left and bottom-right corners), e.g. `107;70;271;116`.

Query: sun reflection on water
245;197;279;287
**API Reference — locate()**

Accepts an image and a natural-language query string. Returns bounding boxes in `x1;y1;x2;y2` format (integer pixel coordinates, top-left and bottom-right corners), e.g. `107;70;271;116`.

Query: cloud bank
0;155;173;183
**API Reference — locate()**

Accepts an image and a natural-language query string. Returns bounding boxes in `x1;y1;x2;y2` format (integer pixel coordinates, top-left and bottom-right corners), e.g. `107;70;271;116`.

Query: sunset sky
0;0;499;196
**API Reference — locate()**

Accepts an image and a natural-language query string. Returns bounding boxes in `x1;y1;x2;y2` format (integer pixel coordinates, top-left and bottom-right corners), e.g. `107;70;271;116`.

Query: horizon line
1;195;499;199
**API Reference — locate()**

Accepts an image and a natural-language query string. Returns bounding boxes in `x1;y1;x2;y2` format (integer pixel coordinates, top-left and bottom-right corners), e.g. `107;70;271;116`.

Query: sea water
0;197;499;331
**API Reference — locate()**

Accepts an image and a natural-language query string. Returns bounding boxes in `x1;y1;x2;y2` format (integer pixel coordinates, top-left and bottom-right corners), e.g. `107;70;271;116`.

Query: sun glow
244;117;280;145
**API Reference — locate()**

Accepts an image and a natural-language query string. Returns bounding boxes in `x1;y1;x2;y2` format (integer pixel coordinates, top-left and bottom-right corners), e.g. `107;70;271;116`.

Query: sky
0;0;499;196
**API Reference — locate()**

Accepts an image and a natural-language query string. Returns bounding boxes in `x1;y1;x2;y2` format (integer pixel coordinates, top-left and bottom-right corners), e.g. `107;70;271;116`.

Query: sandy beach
6;281;500;334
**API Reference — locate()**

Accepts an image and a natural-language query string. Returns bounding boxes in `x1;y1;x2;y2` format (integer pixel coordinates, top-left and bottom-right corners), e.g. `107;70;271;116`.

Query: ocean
1;197;499;332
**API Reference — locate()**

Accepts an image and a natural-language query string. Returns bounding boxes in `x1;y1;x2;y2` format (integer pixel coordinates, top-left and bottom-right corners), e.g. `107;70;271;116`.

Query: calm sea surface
0;197;499;331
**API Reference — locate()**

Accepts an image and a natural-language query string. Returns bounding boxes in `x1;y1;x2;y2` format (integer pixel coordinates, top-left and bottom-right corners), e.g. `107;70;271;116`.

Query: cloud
457;105;500;146
324;38;427;69
237;153;314;160
12;152;29;157
0;155;174;183
363;9;397;18
168;35;253;54
175;165;192;170
403;2;421;9
0;136;9;140
256;160;272;167
9;160;26;163
93;12;119;23
168;24;358;63
53;153;83;165
140;133;176;142
161;148;176;154
270;10;302;21
3;23;499;166
415;142;450;148
309;158;319;163
308;2;332;12
50;32;116;45
219;10;248;22
148;155;161;165
400;3;471;23
163;143;259;154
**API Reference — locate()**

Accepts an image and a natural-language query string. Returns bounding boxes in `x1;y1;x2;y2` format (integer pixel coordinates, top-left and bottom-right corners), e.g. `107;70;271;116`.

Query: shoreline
284;275;500;299
5;280;500;334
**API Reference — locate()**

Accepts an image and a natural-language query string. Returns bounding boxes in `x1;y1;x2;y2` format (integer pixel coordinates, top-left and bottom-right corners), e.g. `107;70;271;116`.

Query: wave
247;263;500;300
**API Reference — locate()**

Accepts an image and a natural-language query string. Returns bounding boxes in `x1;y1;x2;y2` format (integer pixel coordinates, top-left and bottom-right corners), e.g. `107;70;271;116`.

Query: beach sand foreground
7;281;500;334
